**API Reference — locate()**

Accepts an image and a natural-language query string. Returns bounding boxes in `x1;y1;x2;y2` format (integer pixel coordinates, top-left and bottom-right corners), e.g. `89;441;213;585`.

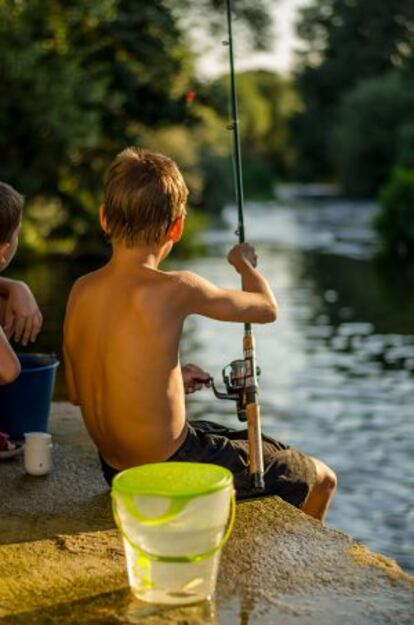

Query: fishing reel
211;359;261;422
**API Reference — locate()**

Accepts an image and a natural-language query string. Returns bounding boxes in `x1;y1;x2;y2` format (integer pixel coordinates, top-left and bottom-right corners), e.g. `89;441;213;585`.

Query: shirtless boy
0;182;43;384
64;148;337;521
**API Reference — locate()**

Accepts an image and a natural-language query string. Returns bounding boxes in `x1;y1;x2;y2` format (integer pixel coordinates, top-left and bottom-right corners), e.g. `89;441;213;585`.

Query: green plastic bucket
112;462;235;605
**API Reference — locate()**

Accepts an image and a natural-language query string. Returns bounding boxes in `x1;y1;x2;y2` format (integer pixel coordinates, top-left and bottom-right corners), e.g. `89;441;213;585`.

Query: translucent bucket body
112;462;235;605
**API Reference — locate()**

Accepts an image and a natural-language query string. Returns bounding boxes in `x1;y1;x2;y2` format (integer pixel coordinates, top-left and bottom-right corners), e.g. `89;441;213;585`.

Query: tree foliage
0;1;195;224
172;0;272;50
335;73;414;196
292;0;414;185
375;168;414;259
202;70;298;188
0;0;273;254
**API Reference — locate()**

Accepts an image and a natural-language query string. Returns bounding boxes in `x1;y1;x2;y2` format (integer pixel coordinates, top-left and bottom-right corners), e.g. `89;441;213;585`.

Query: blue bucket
0;353;59;440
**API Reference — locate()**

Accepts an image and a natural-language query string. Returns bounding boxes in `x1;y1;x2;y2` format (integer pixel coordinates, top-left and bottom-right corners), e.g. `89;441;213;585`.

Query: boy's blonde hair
0;182;24;244
103;147;188;246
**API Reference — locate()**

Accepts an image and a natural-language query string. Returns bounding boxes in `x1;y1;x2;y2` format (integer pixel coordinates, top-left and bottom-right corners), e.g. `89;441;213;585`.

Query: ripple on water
188;209;413;570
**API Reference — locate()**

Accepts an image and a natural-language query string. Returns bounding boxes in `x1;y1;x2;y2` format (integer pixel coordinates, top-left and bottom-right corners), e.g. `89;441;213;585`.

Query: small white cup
24;432;53;476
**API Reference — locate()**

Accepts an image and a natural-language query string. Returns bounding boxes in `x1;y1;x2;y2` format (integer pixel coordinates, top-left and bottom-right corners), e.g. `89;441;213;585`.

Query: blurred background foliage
291;0;414;259
0;0;413;259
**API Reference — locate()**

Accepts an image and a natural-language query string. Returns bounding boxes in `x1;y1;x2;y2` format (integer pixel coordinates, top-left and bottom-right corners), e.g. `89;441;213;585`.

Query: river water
8;197;414;572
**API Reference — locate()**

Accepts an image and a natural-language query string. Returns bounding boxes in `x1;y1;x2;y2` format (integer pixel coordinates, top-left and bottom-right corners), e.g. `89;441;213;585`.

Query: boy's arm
0;327;21;384
0;278;42;345
178;243;278;324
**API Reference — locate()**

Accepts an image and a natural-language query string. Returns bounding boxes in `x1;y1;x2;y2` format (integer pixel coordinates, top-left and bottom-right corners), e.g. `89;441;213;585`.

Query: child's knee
311;457;337;494
321;466;337;494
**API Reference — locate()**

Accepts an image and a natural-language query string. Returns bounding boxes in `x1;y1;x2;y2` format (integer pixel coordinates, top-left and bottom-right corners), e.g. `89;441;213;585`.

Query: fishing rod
211;0;265;492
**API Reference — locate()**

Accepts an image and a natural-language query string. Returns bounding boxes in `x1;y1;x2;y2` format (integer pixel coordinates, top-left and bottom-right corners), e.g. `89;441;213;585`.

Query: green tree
374;120;414;261
334;73;414;196
0;0;194;245
375;168;414;259
173;0;272;50
201;70;298;198
395;123;414;170
0;0;273;254
292;0;414;182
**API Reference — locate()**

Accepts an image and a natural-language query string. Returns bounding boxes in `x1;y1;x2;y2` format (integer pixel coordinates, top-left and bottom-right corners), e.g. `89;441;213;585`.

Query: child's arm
179;243;278;324
0;327;21;384
182;363;211;393
0;278;42;346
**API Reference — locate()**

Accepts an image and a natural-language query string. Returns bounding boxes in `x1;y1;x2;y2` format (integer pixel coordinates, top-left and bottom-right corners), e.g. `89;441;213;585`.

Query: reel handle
210;378;239;401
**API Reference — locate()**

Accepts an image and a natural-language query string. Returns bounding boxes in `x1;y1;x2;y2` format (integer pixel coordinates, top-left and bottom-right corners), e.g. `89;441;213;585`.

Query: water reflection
5;199;414;572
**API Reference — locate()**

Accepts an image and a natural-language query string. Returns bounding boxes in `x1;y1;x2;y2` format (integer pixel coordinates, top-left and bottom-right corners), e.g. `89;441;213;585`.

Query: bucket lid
112;462;233;498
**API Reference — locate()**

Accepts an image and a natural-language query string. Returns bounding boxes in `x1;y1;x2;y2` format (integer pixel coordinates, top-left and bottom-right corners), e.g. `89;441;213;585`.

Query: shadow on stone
0;406;113;543
0;590;218;625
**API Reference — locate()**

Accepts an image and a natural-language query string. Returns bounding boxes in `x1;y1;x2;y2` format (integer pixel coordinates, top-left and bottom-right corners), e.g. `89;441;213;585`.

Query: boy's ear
0;243;10;267
99;205;109;233
167;216;185;243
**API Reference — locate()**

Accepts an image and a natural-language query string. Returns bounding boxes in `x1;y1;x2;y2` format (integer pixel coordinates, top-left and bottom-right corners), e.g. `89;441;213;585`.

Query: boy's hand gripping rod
211;0;265;492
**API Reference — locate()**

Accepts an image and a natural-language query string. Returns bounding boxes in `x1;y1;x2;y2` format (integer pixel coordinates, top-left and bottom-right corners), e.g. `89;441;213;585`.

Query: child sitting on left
0;182;43;385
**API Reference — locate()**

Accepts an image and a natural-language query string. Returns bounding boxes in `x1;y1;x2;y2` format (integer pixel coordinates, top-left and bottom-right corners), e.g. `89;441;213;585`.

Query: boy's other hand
227;243;258;274
182;363;211;394
3;281;43;346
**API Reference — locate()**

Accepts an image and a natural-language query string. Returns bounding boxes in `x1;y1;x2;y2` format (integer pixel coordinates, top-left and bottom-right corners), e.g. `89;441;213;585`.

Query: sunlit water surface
8;199;414;572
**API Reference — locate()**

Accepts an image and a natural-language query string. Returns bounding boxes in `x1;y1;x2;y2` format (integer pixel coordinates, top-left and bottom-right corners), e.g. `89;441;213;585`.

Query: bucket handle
112;489;236;564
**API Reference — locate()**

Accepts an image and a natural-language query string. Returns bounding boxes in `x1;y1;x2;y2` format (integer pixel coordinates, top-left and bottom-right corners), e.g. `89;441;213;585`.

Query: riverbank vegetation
0;0;413;260
292;0;414;259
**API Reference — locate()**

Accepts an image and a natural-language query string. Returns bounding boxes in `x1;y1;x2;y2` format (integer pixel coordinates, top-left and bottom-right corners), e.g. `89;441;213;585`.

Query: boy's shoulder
66;268;209;317
144;270;209;312
69;275;86;293
66;269;102;310
71;269;103;292
139;269;198;300
167;270;204;289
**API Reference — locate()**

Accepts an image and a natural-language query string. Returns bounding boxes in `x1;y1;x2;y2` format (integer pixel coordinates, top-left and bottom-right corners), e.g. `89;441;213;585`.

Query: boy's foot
0;432;24;460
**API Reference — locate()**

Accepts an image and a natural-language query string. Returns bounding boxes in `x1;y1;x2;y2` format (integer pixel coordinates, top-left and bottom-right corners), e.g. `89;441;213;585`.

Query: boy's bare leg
301;456;337;523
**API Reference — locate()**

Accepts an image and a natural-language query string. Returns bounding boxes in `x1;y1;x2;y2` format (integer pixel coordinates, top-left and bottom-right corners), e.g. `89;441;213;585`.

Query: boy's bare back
64;147;277;472
64;253;276;471
64;262;190;470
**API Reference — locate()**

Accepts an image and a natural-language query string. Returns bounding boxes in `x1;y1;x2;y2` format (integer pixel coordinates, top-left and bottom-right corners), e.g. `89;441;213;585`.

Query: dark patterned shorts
100;420;317;509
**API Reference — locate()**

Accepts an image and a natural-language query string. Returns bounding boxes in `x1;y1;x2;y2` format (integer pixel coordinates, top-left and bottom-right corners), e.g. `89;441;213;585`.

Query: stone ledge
0;403;412;624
